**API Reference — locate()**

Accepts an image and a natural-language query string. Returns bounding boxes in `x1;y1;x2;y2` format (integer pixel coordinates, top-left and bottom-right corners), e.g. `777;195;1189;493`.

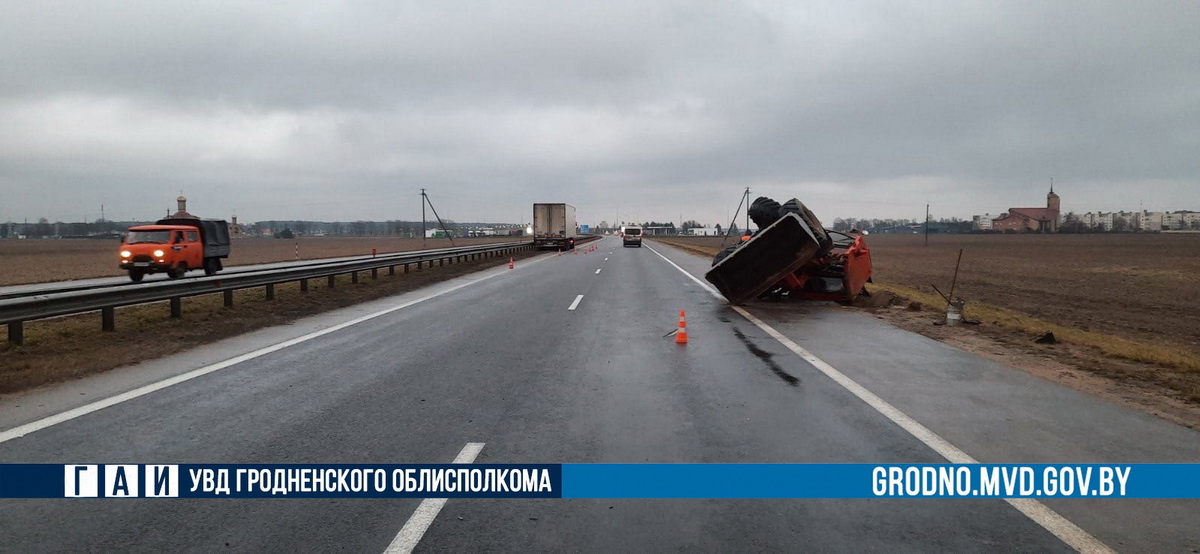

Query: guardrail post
352;271;359;284
300;279;308;293
372;268;378;279
328;275;336;288
224;290;234;307
389;265;395;276
170;297;182;318
439;258;444;267
265;284;275;300
404;263;410;274
7;322;23;345
102;307;115;331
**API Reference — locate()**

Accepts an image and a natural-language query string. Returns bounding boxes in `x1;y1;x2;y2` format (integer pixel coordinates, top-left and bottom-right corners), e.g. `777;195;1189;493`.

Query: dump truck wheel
780;198;832;252
748;196;782;229
711;243;741;266
203;258;218;275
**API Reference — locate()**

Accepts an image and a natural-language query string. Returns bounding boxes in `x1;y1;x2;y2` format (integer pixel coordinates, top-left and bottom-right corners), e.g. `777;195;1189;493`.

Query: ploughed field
658;233;1200;359
0;237;517;286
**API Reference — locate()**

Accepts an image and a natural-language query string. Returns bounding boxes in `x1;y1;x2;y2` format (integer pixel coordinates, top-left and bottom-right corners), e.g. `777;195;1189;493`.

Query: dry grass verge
0;250;541;393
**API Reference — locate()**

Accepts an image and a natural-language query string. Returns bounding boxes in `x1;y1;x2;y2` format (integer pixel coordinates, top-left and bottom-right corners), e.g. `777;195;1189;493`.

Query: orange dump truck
119;218;231;282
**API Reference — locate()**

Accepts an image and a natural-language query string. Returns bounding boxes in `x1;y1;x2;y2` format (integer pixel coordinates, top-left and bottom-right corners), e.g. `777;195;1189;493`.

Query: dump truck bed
704;213;824;304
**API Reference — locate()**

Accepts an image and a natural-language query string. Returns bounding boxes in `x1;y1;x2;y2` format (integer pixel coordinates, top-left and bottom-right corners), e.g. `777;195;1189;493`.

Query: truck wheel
129;270;145;283
711;243;741;266
168;264;186;279
203;258;218;275
780;198;832;252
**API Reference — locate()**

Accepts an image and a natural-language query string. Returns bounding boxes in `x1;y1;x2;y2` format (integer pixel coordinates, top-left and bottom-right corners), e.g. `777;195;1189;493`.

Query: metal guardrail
1;241;534;345
0;242;530;301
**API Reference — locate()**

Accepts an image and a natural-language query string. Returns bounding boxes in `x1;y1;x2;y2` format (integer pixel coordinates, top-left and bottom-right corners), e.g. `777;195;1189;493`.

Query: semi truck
119;217;231;282
532;203;577;250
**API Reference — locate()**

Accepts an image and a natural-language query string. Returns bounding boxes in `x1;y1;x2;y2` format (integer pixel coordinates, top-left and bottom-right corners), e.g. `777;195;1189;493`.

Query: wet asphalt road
1;236;1197;552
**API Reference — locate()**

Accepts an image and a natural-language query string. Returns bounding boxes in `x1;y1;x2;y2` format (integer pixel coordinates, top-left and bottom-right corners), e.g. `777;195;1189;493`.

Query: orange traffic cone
508;257;514;269
557;249;562;256
675;310;688;344
574;248;578;255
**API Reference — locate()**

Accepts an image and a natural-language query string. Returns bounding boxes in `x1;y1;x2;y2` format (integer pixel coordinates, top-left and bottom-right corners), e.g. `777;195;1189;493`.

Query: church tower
1047;183;1060;212
1046;182;1061;232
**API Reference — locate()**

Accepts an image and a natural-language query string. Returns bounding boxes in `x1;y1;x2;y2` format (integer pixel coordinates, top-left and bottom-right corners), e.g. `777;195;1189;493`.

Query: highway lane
0;235;1197;551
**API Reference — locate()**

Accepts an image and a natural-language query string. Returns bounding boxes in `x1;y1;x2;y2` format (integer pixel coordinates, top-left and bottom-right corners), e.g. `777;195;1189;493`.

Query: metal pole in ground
925;204;930;247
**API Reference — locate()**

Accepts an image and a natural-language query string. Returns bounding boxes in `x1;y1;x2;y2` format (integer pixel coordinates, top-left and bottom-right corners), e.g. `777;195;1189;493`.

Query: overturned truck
704;197;872;305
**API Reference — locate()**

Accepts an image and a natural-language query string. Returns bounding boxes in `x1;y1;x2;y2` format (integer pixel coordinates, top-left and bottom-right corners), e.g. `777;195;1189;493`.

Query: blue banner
3;463;1200;499
563;464;1196;498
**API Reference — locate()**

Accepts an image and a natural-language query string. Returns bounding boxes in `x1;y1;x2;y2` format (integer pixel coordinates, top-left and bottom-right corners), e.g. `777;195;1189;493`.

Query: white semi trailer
532;203;577;250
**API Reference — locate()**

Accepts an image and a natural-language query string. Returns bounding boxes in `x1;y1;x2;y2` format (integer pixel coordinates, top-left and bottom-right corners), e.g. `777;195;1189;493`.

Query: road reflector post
102;307;115;332
676;310;688;344
8;321;24;345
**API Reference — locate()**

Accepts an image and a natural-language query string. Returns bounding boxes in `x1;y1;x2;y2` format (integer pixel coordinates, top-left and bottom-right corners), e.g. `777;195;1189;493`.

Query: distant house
991;186;1060;233
689;227;720;236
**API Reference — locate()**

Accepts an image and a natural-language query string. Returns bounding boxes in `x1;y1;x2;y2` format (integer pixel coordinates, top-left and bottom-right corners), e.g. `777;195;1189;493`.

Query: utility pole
925;203;930;246
420;189;455;246
744;187;750;234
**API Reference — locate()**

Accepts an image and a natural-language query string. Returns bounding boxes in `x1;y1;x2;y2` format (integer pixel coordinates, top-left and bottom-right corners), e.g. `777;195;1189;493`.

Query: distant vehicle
622;225;643;247
533;203;577;250
119;218;231;282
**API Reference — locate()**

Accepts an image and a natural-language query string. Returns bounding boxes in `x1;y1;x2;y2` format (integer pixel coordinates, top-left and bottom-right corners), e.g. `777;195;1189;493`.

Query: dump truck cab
119;218;230;282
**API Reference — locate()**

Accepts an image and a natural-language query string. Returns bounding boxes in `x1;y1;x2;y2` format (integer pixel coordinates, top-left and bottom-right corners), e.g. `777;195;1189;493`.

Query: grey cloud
0;0;1196;225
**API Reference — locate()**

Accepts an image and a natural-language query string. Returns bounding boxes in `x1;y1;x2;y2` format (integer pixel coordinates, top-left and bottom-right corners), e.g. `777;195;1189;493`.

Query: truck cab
119;219;230;282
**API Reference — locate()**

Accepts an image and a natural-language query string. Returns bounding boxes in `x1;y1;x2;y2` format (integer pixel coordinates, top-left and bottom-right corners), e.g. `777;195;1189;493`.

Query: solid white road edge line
644;243;1112;554
383;442;485;554
0;256;553;445
568;294;584;311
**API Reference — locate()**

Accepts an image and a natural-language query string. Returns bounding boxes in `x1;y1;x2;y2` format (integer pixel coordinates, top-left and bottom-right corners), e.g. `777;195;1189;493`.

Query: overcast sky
1;1;1197;226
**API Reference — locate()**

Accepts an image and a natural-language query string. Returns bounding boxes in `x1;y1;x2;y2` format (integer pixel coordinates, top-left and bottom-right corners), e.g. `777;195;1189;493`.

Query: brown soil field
655;234;1200;418
0;237;516;286
661;233;1200;357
